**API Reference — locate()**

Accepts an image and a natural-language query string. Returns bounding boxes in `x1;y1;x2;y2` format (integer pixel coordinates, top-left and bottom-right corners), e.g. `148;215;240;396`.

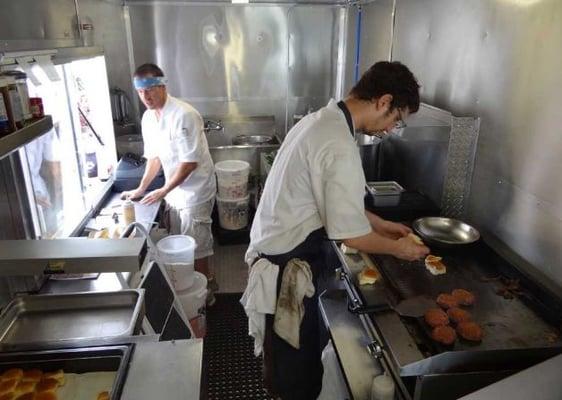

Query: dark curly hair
350;61;420;113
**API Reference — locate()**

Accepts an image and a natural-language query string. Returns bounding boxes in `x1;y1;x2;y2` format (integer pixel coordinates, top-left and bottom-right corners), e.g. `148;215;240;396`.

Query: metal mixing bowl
412;217;480;247
232;135;274;145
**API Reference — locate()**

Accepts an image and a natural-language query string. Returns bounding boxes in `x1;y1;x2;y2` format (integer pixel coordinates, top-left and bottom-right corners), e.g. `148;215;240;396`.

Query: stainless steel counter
459;353;562;400
319;289;382;400
41;272;129;294
121;339;203;400
86;191;162;234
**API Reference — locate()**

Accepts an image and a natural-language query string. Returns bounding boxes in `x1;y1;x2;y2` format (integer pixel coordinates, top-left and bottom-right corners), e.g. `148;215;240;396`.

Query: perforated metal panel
441;117;480;218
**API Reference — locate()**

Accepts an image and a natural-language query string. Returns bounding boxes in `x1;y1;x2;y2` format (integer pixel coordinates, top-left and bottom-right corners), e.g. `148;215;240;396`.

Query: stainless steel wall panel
288;7;338;99
386;0;562;289
287;6;343;129
343;1;394;94
0;0;79;42
359;1;394;71
129;5;288;99
77;0;136;110
128;3;342;134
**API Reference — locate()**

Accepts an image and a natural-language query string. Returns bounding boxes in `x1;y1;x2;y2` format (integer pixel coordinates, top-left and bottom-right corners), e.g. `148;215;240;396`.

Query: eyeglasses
395;108;407;130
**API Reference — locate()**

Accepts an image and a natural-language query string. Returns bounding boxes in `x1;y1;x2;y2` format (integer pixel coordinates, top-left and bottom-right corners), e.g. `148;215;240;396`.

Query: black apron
262;228;327;400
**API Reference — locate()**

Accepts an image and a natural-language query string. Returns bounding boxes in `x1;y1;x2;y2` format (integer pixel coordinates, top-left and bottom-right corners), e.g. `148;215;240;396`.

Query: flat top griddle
371;249;562;353
337;241;562;374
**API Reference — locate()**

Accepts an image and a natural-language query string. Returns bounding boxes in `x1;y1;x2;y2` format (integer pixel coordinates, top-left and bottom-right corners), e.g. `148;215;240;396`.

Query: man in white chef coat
246;61;430;399
122;63;218;304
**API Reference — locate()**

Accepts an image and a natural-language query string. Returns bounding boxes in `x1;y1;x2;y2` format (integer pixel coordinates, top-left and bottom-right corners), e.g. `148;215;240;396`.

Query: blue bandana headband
133;76;167;90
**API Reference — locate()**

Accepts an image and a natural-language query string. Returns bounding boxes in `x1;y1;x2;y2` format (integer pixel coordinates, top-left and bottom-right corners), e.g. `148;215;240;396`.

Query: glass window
65;56;117;209
24;64;87;238
21;56;117;239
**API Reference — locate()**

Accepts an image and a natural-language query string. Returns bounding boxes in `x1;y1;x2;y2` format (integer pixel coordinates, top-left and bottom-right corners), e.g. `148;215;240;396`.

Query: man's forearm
138;158;162;191
343;230;399;255
162;162;197;193
365;210;384;229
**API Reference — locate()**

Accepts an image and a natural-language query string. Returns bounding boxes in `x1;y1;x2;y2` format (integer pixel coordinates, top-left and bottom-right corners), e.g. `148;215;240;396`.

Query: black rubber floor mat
204;293;274;400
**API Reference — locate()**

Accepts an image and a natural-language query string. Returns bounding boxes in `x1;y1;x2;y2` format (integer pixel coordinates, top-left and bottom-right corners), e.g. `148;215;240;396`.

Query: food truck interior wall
353;0;562;293
126;3;345;136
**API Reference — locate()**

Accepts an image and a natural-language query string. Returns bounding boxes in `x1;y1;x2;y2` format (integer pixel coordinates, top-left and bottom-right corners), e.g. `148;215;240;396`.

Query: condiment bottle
2;71;32;122
123;199;136;226
2;76;23;129
0;78;11;136
371;374;395;400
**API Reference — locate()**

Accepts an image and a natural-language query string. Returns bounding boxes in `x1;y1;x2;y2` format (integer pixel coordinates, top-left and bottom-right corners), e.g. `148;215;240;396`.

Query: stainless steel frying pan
413;217;480;247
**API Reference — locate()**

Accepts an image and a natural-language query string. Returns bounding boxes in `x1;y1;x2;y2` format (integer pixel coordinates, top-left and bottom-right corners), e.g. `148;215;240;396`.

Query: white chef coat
248;99;371;258
142;95;216;208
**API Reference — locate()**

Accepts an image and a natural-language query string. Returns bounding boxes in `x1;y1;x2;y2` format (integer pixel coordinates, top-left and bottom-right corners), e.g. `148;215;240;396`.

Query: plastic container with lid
370;374;395;400
0;78;11;136
0;76;23;130
30;97;44;119
177;271;208;338
122;199;136;226
215;160;250;199
217;195;249;230
1;71;31;122
157;235;196;290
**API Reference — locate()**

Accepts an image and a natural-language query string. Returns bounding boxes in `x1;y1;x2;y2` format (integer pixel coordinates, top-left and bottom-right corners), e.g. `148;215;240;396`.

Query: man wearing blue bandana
122;63;218;305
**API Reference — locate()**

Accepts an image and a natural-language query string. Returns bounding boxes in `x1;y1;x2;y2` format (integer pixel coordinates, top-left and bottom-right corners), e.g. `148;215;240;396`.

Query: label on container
8;88;23;123
15;82;31;120
0;93;9;125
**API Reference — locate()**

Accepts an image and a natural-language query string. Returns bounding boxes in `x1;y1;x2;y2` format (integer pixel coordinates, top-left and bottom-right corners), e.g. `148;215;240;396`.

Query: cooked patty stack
424;288;484;346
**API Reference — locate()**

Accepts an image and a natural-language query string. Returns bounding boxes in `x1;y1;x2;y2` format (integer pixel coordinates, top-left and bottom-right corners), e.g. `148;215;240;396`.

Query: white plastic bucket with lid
217;195;250;230
215;160;250;199
157;235;196;291
177;271;208;337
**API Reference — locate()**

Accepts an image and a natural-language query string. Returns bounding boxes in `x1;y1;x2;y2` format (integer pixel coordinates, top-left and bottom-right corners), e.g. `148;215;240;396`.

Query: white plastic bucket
215;160;250;199
217;195;249;230
177;271;208;337
157;235;196;290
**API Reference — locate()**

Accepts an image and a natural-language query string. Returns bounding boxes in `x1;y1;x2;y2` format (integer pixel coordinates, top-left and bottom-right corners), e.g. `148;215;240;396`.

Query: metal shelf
0;237;148;275
0;116;53;160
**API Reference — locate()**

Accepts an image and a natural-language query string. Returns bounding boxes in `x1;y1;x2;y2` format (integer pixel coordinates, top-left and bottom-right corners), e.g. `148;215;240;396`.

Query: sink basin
232;135;275;146
204;116;281;182
206;133;280;183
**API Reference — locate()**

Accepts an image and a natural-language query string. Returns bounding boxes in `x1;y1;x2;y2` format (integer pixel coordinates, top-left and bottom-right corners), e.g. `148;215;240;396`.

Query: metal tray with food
0;345;132;400
0;290;144;351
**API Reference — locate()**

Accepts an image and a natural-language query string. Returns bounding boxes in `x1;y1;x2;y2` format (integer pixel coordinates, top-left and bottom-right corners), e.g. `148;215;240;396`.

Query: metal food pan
0;345;132;400
0;290;144;350
366;181;404;207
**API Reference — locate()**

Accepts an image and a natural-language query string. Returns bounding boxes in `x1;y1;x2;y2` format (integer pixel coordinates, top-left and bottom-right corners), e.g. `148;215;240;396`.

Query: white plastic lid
215;160;250;172
371;374;395;400
157;234;196;254
177;271;207;295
